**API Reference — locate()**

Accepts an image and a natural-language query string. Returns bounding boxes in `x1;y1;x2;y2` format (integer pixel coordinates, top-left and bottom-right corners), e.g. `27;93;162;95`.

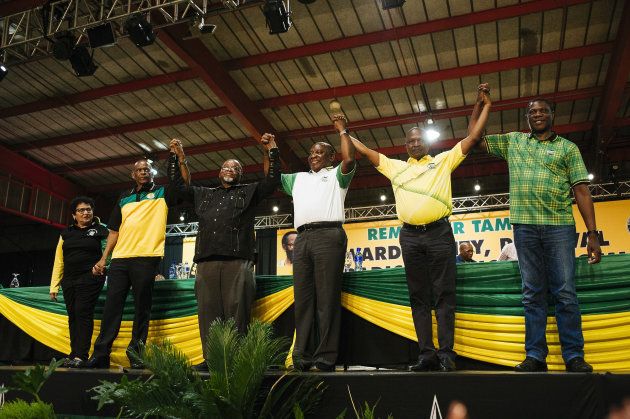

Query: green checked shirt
485;132;588;225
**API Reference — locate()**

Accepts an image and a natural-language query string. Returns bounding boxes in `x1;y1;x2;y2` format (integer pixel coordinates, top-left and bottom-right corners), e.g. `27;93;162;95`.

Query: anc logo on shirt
147;192;155;199
87;229;97;236
428;163;436;170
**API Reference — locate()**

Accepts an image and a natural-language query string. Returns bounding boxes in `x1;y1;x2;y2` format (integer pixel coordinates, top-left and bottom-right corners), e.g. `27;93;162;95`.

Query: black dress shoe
192;362;209;372
61;358;73;368
313;362;335;372
292;360;312;372
410;357;438;372
84;356;110;369
438;357;456;372
68;358;86;368
566;357;593;373
514;356;547;372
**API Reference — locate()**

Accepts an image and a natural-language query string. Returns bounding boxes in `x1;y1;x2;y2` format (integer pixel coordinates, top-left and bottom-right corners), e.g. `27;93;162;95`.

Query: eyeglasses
221;166;241;173
75;208;93;214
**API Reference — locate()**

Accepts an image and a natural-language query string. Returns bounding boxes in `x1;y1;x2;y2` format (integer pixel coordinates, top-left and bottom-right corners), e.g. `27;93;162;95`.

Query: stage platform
1;366;629;418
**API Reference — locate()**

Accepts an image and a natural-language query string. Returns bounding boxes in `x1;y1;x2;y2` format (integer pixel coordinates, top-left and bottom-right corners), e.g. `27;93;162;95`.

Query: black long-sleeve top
172;148;280;263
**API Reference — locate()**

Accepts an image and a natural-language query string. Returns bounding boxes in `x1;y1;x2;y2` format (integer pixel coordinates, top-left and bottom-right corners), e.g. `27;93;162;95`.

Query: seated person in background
50;196;109;368
498;242;518;261
455;242;476;264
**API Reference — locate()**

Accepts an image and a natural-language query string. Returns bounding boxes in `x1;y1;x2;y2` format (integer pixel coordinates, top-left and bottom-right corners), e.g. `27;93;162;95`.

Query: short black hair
282;230;297;246
527;98;554;113
70;196;95;213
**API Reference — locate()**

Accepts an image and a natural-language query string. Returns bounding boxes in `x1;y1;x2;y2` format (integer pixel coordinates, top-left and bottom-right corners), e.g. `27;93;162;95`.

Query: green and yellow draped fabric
1;255;629;371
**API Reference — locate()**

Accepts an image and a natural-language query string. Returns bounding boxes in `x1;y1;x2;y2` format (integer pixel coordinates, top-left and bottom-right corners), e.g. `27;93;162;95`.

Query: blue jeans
513;224;584;363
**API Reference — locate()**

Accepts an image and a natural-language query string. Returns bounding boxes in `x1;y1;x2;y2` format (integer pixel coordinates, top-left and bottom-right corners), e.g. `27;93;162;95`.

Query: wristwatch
179;159;188;165
339;129;350;136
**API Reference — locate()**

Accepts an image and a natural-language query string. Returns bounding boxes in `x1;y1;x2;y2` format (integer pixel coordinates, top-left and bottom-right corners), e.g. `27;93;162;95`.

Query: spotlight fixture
0;64;8;81
426;118;434;125
179;213;185;222
124;14;156;47
69;46;98;76
52;31;76;60
272;205;279;213
380;194;387;202
380;0;405;10
263;0;292;34
198;17;217;34
587;173;594;181
424;128;440;142
474;183;481;192
87;22;116;48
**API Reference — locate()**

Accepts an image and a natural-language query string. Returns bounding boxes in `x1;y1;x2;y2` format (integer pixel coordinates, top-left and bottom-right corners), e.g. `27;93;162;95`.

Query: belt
297;221;343;233
402;217;449;232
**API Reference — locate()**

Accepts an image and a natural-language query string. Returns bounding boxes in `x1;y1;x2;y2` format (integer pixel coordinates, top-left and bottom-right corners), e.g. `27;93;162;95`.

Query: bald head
458;242;474;262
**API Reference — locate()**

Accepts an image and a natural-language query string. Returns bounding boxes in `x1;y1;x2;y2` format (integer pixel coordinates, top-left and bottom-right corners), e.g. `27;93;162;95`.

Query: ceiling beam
0;144;81;200
15;43;612;153
15;107;229;151
258;42;614;109
158;24;303;171
0;69;197;119
0;0;46;17
223;0;591;70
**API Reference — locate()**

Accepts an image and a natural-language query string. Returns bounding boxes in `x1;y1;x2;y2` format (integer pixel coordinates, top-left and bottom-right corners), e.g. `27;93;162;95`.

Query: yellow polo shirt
376;142;466;225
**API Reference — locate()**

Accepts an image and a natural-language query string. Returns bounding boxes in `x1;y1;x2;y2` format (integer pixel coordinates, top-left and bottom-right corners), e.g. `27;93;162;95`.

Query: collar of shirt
528;131;558;142
132;182;155;194
309;165;335;174
407;154;434;164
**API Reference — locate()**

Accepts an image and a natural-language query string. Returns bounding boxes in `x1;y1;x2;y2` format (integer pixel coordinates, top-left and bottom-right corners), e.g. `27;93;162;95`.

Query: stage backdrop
0;255;629;371
277;200;630;274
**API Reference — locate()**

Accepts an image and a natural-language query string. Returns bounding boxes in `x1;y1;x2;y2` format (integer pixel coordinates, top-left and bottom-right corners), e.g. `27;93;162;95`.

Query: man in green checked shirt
483;98;602;373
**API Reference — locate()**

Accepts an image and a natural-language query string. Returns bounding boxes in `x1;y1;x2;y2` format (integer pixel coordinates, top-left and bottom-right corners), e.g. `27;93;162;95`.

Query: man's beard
221;175;238;185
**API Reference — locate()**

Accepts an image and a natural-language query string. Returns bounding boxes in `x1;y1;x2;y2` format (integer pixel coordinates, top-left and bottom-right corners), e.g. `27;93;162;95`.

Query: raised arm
170;138;190;186
332;114;356;174
332;113;379;167
461;85;492;155
467;83;489;134
256;133;281;197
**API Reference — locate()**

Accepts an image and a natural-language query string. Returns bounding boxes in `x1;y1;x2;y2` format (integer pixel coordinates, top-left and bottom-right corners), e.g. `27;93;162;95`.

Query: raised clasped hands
332;113;348;133
477;83;490;104
169;138;185;159
261;133;277;150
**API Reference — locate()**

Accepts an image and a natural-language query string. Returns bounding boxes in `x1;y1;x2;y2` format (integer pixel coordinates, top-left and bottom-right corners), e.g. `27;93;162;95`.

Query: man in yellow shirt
338;84;491;372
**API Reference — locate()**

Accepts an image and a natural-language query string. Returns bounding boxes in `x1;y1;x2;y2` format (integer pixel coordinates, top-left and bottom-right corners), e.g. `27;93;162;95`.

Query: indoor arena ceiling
1;0;629;222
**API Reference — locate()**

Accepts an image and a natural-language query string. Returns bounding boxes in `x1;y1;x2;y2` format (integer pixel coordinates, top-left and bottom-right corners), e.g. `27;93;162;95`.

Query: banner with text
276;199;630;274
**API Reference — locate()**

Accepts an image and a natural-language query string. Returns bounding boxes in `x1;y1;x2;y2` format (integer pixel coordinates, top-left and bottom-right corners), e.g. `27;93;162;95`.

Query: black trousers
62;272;105;360
195;259;256;360
92;257;159;361
399;221;457;362
292;226;347;368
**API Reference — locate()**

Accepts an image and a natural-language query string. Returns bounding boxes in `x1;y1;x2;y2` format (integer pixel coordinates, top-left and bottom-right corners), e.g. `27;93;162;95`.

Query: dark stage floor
1;366;629;419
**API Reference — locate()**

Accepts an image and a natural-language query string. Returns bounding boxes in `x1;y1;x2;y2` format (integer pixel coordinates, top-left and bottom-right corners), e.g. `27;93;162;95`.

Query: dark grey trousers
195;259;256;359
399;222;457;362
292;227;347;368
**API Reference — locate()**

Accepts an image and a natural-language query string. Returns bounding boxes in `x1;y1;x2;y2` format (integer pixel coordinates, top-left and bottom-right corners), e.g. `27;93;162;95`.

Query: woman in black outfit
49;196;109;368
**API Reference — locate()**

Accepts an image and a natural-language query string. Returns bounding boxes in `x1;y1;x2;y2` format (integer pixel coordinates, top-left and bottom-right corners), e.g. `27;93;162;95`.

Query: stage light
380;0;405;9
272;205;279;212
87;22;116;48
587;173;594;181
52;31;76;60
152;140;168;150
424;128;440;142
427;118;434;125
263;0;292;34
474;183;481;192
138;143;152;152
180;213;185;222
151;168;158;176
125;14;156;47
69;46;98;76
380;194;387;202
0;64;8;81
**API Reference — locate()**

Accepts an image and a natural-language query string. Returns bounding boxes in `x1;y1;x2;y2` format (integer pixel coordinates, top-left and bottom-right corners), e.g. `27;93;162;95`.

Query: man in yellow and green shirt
341;84;491;372
85;157;182;369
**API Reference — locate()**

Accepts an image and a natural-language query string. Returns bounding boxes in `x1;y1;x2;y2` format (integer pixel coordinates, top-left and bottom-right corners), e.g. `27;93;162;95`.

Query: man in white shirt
280;115;356;372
